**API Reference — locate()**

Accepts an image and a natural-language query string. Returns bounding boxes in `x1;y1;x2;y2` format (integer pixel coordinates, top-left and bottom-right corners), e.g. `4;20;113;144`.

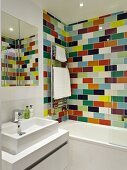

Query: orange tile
73;110;83;116
88;84;99;89
27;47;32;51
93;18;104;25
71;84;78;89
124;32;127;38
68;58;73;63
68;110;73;115
44;84;48;90
65;37;72;42
43;13;50;22
94;101;104;107
88;118;99;124
104;102;117;109
88;60;98;66
33;63;38;67
117;77;127;83
105;40;117;47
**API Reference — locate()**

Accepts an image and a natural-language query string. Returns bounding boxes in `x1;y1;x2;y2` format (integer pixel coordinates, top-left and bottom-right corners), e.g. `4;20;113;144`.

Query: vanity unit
2;118;69;170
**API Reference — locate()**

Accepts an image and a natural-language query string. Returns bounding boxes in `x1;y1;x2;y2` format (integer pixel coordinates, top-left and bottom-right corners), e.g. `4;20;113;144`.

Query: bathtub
59;120;127;170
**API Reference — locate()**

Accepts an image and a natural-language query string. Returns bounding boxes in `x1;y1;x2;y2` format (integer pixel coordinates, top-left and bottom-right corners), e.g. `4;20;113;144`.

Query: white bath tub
59;120;127;170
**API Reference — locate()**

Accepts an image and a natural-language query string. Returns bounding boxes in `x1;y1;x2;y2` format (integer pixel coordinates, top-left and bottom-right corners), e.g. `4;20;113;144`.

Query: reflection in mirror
1;11;39;86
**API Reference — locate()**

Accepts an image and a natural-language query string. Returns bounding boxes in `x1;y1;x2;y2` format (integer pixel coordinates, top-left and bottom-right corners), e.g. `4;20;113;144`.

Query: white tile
111;84;124;90
88;95;99;101
99;107;110;114
87;72;99;78
58;22;64;30
83;111;94;118
105;90;117;96
99;47;111;54
71;78;82;84
68;62;78;68
83;32;93;39
98;72;111;78
117;64;127;71
73;23;83;31
47;34;55;42
78;39;88;45
82;55;93;61
117;25;127;33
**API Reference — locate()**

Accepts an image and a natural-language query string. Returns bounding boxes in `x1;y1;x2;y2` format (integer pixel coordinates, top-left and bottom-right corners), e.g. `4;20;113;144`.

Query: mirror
1;11;39;86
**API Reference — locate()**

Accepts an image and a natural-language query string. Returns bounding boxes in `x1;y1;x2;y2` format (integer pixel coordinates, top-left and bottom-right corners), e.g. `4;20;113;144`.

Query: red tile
68;57;73;63
87;26;99;33
73;68;82;73
105;28;117;35
112;109;125;115
78;50;88;56
94;101;104;107
73;110;83;116
124;71;127;76
94;42;104;49
78;28;87;34
99;119;111;126
83;78;93;83
51;30;58;38
83;67;93;72
105;78;117;83
111;45;124;52
71;84;78;89
99;59;110;66
59;111;65;117
43;71;48;77
30;41;35;46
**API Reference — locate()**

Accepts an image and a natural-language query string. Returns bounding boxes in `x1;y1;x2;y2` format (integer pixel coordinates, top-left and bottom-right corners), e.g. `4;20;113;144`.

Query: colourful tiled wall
66;11;127;128
43;11;68;122
1;35;38;86
18;35;39;86
1;36;18;86
43;11;127;128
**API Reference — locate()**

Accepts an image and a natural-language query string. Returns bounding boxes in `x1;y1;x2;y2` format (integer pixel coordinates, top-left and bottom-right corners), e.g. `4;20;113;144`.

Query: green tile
69;94;78;99
44;51;50;59
118;51;127;58
83;21;93;28
111;33;124;40
111;96;124;102
111;121;124;128
83;100;93;106
83;44;93;50
93;30;105;37
83;89;94;95
69;52;77;57
78;72;87;78
78;106;88;111
43;26;51;34
61;41;66;47
111;71;123;77
78;116;88;122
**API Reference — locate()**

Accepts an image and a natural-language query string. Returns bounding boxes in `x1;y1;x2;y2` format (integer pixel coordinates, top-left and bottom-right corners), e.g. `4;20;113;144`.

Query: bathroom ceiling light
80;2;84;7
99;26;102;30
9;27;14;31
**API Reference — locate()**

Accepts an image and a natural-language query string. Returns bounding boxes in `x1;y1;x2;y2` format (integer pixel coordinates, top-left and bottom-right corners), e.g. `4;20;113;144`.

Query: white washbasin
2;117;58;155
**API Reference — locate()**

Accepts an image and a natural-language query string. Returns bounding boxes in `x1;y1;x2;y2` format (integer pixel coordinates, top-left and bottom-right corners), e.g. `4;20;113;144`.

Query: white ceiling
31;0;127;24
2;11;38;40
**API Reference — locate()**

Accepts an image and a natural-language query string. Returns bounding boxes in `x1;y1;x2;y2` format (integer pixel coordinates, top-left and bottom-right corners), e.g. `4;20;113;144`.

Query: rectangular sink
2;117;58;155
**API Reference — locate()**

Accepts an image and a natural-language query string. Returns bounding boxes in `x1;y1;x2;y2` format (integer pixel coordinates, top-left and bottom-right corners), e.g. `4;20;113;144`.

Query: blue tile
65;25;73;32
99;84;111;89
124;58;127;64
72;35;82;41
118;38;127;46
73;89;83;94
124;122;127;128
78;61;87;67
88;37;99;44
93;54;104;60
118;103;127;109
94;112;105;119
62;115;68;121
43;39;51;46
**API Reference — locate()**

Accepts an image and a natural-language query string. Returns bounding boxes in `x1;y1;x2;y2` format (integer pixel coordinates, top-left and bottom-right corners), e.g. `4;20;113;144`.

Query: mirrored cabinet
1;11;39;86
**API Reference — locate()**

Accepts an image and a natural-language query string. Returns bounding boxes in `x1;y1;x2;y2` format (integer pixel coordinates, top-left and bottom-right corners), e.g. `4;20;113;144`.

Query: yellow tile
47;59;51;66
93;66;105;72
8;60;16;65
72;46;83;52
61;30;69;36
19;76;24;80
44;110;48;117
111;20;125;28
32;71;38;76
21;56;27;60
99;96;111;102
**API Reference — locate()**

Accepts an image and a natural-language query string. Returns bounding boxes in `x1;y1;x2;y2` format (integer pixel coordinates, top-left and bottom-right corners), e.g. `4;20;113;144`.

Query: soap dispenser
29;105;34;117
23;106;30;119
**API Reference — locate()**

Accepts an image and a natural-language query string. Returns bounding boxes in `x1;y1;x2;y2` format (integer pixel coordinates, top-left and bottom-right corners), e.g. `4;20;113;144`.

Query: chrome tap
14;111;25;136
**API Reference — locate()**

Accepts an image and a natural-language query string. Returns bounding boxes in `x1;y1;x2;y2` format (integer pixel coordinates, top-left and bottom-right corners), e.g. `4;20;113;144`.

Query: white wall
0;0;43;123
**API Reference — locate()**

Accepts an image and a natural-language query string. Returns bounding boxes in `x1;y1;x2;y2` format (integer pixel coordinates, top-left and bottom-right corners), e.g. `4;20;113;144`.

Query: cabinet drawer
31;143;69;170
